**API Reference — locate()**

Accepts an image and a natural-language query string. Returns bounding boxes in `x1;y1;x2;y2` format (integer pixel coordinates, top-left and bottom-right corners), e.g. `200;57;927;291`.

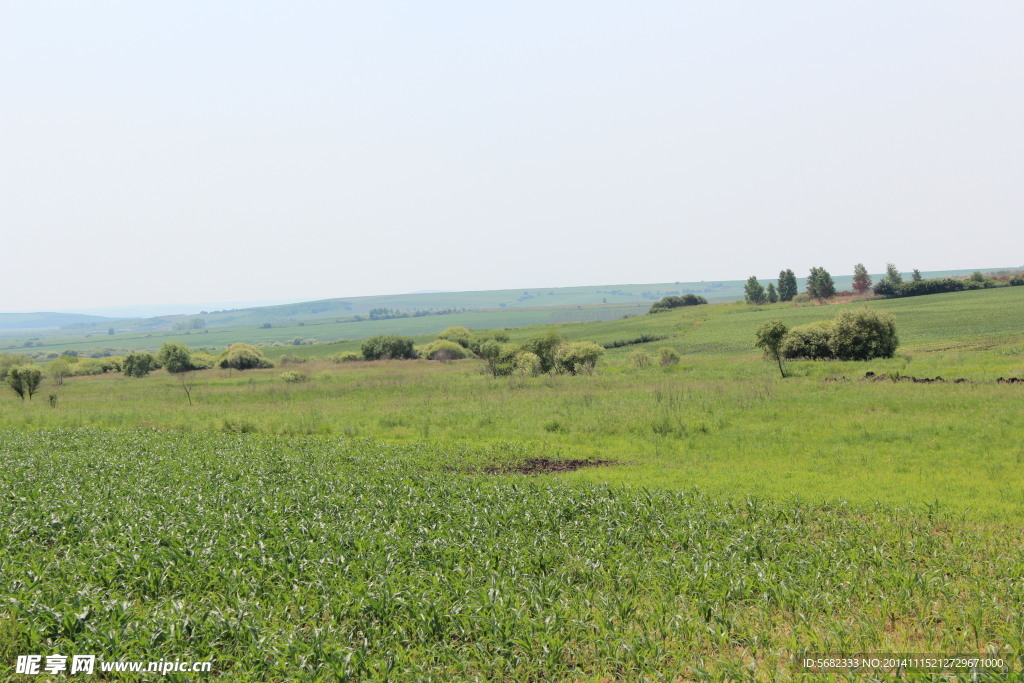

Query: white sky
2;2;1022;313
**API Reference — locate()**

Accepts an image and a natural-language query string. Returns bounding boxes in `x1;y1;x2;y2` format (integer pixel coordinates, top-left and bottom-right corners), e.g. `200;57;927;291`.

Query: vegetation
806;266;836;300
783;308;898;361
6;364;41;400
361;334;418;361
754;320;789;377
553;341;604;375
218;342;274;370
777;269;797;302
743;276;766;305
122;351;157;378
852;262;872;294
648;294;707;313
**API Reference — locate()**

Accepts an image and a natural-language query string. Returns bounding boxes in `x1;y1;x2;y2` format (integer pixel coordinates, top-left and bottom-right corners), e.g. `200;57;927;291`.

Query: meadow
2;285;1024;679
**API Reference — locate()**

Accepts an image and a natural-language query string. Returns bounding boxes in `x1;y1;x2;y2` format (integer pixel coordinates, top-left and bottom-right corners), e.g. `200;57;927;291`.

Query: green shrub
828;308;898;361
219;343;274;370
628;348;654;368
280;371;309;383
520;331;563;374
554;342;605;375
361;335;417;361
658;347;681;367
513;351;542;377
437;326;473;348
0;353;31;383
123;351;157;378
648;294;707;313
1009;276;1024;286
420;339;473;362
329;352;362;364
781;321;833;360
278;355;307;365
480;340;519;377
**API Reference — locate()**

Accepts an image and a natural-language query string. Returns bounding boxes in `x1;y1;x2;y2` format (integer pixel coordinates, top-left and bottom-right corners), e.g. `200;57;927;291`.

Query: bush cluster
649;294;707;313
782;309;898;361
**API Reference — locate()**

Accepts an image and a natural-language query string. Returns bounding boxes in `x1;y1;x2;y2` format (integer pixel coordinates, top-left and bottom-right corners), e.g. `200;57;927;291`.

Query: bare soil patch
481;458;615;475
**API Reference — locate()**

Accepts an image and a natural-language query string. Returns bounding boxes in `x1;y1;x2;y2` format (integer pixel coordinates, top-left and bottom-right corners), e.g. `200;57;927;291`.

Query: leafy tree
828;308;899;360
0;353;31;383
852;263;872;294
480;340;519;376
754;320;789;378
766;282;778;303
969;270;986;283
520;330;563;374
158;342;197;374
911;269;923;282
806;267;836;299
361;335;417;360
123;351;157;378
513;352;542;377
744;276;767;305
885;263;903;285
777;269;798;302
219;343;273;370
7;365;42;400
48;357;73;386
553;342;605;375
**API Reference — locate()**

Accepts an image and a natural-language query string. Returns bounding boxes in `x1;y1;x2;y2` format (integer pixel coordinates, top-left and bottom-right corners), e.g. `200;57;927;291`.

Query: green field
2;286;1024;679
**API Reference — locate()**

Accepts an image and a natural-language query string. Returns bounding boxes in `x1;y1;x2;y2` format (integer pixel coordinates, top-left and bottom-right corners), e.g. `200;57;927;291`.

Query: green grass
1;430;1021;680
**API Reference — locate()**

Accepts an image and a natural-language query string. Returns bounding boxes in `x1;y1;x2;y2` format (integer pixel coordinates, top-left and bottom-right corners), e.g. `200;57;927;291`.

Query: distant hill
0;312;113;331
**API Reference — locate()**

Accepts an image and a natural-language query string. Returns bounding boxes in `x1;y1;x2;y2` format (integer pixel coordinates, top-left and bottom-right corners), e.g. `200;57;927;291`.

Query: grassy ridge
1;430;1021;680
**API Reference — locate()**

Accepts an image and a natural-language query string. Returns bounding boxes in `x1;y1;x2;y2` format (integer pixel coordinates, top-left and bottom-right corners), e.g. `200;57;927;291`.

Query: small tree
744;276;767;305
437;326;473;348
828;308;899;360
520;330;563;374
628;348;653;368
778;269;798;302
553;342;604;375
754;320;789;378
658;347;681;367
807;267;836;300
480;340;518;376
361;335;417;360
48;357;73;386
7;365;42;400
852;263;872;294
885;263;903;285
766;282;778;303
123;351;157;378
911;269;923;282
158;342;196;374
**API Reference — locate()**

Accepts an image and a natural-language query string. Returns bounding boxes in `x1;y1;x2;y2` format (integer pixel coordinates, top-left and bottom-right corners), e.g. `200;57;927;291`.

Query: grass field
2;285;1024;679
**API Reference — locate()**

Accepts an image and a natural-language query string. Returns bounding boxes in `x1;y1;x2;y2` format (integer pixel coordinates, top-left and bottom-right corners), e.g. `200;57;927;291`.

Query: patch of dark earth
478;458;616;475
823;372;1024;384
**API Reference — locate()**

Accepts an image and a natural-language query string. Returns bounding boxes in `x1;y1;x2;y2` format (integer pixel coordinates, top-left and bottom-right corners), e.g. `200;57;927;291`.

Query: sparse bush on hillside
658;347;681;367
628;348;654;368
361;335;417;361
554;342;604;375
278;355;307;365
329;352;362;364
219;343;273;371
279;371;309;384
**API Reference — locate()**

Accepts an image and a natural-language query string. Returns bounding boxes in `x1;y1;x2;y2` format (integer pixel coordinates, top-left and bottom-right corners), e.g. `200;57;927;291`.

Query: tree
885;263;903;285
479;340;518;376
520;330;563;374
437;326;473;348
7;365;42;400
158;342;197;374
778;269;798;302
744;276;767;305
0;353;31;383
828;308;899;360
911;269;923;282
361;335;417;360
218;343;273;370
852;263;872;294
766;282;779;303
754;320;789;378
48;357;73;386
123;351;157;378
806;267;836;300
553;342;605;375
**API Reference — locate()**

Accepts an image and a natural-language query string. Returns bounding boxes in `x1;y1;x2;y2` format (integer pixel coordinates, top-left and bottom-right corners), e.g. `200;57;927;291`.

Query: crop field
2;286;1024;679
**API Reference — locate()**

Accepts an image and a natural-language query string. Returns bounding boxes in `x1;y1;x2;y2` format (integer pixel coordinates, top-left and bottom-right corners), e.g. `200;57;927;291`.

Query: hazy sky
2;2;1022;313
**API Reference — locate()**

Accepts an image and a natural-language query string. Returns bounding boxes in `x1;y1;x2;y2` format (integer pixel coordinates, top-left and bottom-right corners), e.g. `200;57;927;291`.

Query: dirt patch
482;457;615;475
997;377;1024;384
862;372;972;384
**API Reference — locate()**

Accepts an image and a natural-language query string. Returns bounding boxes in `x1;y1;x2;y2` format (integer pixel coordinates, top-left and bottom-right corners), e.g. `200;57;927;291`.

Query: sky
1;1;1022;313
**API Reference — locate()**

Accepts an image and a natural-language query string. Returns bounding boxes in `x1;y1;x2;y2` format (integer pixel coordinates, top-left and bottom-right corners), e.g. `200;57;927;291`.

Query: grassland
2;285;1024;679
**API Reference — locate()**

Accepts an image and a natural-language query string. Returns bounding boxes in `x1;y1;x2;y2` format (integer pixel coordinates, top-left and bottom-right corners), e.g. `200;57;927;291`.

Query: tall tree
807;267;836;300
885;263;903;285
852;263;872;294
778;269;798;302
912;269;923;282
766;282;779;303
744;276;767;305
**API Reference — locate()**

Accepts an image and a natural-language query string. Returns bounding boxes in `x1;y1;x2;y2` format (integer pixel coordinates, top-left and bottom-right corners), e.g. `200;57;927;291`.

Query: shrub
123;351;157;378
189;352;218;370
158;342;201;374
628;348;653;368
828;308;898;361
0;353;31;383
781;321;833;360
420;339;473;362
219;343;273;370
278;355;307;365
280;371;309;383
554;342;604;375
329;352;362;363
361;335;417;361
520;331;563;374
1010;276;1024;286
648;294;707;313
47;357;73;386
74;357;121;375
437;326;473;348
480;340;519;377
513;351;542;377
658;347;681;367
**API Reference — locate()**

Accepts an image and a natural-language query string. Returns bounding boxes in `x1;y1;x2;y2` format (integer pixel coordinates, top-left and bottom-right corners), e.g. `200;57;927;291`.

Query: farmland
2;285;1024;679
